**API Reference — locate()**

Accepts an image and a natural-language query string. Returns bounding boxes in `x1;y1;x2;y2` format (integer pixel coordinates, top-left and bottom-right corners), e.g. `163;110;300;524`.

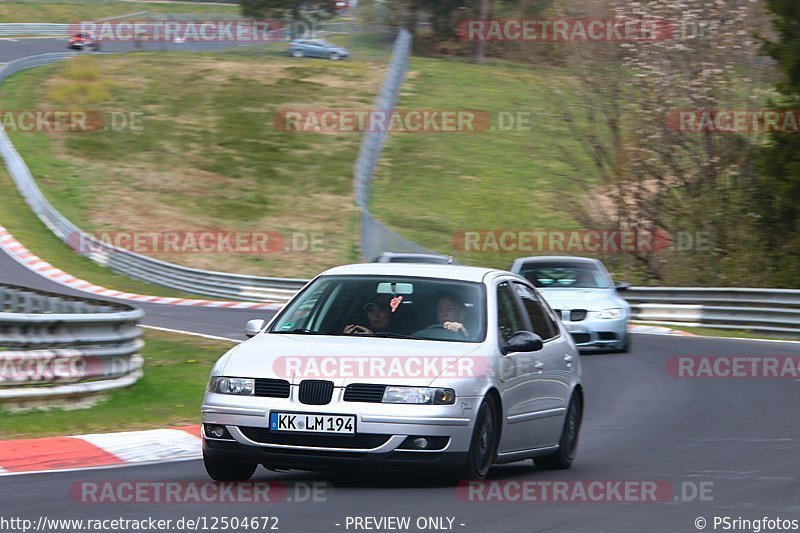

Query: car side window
513;282;558;340
497;282;525;343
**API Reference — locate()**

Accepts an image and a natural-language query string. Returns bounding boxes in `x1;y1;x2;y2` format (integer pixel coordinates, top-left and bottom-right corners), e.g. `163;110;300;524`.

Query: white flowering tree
554;0;774;283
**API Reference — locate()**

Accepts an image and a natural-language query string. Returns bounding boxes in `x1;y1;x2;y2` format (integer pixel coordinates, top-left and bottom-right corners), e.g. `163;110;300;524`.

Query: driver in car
344;296;392;335
436;291;469;337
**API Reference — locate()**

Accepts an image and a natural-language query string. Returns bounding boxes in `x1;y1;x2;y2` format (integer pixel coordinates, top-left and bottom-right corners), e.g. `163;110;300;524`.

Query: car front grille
298;379;335;405
254;378;291;398
239;427;390;449
570;309;587;321
343;384;386;403
571;333;591;344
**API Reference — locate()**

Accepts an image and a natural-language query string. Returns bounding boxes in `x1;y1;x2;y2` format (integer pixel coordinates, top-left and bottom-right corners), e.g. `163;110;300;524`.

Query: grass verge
2;49;380;277
370;57;591;269
0;328;236;439
0;166;200;299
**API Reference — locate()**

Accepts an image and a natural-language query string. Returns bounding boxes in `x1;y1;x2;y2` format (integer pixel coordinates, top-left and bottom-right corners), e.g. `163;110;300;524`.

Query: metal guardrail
0;12;149;36
0;24;69;37
0;53;308;302
0;283;144;404
625;287;800;336
0;18;347;38
352;28;434;262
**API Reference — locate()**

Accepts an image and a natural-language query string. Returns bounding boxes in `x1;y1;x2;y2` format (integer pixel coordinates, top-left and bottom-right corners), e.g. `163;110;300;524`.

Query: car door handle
563;354;573;362
533;361;544;371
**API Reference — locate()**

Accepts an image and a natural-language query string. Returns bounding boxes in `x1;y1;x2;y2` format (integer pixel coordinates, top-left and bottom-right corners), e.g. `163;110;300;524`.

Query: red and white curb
629;324;695;336
0;224;281;310
0;425;202;476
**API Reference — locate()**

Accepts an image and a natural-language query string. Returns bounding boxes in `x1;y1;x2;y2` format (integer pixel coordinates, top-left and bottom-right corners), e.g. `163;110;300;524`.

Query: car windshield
519;261;611;289
270;275;486;342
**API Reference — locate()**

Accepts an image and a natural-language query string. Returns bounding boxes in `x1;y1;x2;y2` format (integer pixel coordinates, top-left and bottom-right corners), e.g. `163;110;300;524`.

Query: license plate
566;324;586;333
269;412;355;434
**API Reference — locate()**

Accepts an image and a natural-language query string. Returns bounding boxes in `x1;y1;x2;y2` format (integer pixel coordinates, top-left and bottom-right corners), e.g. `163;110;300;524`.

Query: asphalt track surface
0;243;270;339
1;39;799;533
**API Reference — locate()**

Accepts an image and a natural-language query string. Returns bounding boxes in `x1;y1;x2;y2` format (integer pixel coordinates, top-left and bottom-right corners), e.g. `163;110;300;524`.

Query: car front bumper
201;393;482;470
563;316;629;350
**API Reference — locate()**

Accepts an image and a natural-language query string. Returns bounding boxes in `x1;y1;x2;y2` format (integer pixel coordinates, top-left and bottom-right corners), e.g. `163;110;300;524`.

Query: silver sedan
201;263;583;481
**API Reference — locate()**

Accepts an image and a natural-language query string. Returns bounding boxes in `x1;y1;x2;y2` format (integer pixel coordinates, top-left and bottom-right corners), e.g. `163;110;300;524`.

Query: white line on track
142;325;241;343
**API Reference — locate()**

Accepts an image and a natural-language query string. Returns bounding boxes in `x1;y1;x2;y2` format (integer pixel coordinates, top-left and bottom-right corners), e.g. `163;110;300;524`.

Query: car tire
534;392;582;470
203;451;257;481
292;50;304;58
329;52;340;61
452;395;499;481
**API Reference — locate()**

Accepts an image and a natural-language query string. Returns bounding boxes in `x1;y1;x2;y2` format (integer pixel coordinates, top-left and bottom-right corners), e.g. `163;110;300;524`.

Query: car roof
378;252;446;258
319;263;505;283
376;252;451;261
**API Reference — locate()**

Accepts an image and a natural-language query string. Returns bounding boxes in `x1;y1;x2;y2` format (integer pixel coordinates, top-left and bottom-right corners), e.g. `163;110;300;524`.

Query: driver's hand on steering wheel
442;321;467;335
344;324;374;335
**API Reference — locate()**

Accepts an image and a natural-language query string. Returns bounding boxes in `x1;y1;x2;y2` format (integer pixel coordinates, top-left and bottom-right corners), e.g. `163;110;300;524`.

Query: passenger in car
436;291;469;336
573;270;596;288
343;296;393;334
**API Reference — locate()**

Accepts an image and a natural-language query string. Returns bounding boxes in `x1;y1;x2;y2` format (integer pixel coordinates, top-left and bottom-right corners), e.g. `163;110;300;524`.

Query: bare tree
553;0;772;284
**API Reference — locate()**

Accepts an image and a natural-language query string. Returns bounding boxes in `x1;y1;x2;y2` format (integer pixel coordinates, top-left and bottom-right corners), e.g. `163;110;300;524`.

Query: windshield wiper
273;328;329;335
362;332;421;340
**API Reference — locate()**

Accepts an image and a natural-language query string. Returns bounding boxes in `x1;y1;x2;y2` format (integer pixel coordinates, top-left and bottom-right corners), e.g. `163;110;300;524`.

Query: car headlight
382;386;456;405
207;377;254;396
595;308;624;319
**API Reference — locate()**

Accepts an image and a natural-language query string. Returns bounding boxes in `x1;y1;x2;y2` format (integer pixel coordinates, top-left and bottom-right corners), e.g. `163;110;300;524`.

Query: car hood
221;333;483;387
537;288;627;311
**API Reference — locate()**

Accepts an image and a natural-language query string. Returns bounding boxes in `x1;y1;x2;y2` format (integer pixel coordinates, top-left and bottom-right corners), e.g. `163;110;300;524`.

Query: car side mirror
615;282;631;292
503;331;544;354
245;319;266;338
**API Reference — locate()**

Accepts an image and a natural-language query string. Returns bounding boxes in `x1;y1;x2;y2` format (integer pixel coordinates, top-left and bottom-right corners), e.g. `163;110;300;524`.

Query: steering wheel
413;324;466;341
